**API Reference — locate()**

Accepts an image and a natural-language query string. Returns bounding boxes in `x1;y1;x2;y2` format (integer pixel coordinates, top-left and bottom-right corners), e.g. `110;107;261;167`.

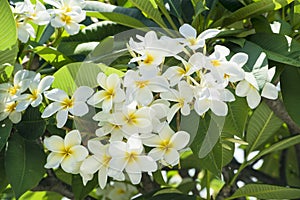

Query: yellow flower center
61;98;74;109
103;154;112;167
117;188;126;194
211;60;221;67
224;74;230;79
143;54;154;64
126;152;138;164
29;89;38;100
159;139;173;152
188;38;197;46
8;85;20;96
61;14;72;24
5;102;17;113
125;113;137;125
135;80;149;88
105;89;115;99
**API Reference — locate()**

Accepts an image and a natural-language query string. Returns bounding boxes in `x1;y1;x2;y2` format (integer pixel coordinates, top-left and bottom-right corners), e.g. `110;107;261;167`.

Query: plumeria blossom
208;45;247;84
45;0;86;35
44;130;89;173
16;21;36;43
143;124;190;166
0;70;35;101
80;140;112;189
0;101;22;124
42;86;93;128
124;70;169;106
160;81;194;122
22;0;50;25
16;74;54;112
178;23;220;50
87;72;125;112
108;136;157;184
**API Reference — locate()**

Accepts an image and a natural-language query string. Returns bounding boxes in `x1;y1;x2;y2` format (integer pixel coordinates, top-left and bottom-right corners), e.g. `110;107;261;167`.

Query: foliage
1;0;300;200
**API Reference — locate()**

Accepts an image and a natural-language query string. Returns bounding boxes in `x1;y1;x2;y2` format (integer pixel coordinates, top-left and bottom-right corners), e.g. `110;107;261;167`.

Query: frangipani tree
1;0;300;200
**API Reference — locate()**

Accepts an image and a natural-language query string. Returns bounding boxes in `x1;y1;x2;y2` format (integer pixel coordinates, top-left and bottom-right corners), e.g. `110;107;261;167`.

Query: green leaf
0;1;18;66
211;0;294;27
0;64;14;83
246;102;282;154
0;1;16;51
5;133;46;198
0;150;8;193
180;110;200;146
0;119;12;152
33;46;73;69
84;1;156;27
281;66;300;126
150;189;197;200
72;174;98;200
222;96;249;138
129;0;168;28
15;107;46;140
153;170;167;186
228;184;300;199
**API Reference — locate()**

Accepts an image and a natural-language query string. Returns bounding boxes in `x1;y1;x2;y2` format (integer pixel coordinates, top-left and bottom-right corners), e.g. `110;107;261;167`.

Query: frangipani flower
42;86;93;128
45;0;86;35
143;124;190;166
160;81;193;122
87;72;125;112
109;136;157;184
80;140;112;189
16;74;54;112
178;23;220;50
44;130;89;173
23;0;50;25
16;21;36;43
0;101;22;123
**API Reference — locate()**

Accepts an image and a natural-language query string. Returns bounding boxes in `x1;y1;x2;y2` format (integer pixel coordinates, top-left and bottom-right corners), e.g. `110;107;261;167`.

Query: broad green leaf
228;184;300;199
222;96;249;138
0;119;12;152
0;1;18;66
280;67;300;126
0;150;8;192
0;64;14;83
251;16;273;33
180;110;200;146
218;0;244;12
153;170;167;186
15;107;46;140
84;1;156;27
0;1;16;51
211;0;294;27
72;174;98;200
251;134;300;162
248;33;300;67
130;0;168;28
150;189;197;200
198;114;225;158
246;102;282;154
286;147;300;187
52;62;124;95
34;46;73;69
5;133;46;198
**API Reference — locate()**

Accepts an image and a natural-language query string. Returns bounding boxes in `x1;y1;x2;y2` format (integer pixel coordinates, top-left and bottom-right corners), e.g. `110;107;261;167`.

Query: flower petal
41;102;62;118
44;135;64;152
170;131;190;150
261;82;278;100
70;145;88;161
246;88;261;109
69;101;88;116
44;88;68;102
73;86;94;101
80;155;101;174
64;130;81;147
164;148;180;166
45;152;65;169
56;109;68;128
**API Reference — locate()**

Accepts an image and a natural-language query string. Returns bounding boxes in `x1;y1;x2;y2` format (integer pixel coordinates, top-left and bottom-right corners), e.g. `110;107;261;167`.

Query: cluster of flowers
0;23;279;189
11;0;86;43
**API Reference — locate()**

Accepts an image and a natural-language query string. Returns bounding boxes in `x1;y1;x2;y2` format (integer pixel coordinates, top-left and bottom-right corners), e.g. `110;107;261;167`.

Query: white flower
160;81;193;122
42;86;93;128
80;140;112;189
44;130;89;173
16;74;54;112
107;182;138;200
261;67;278;100
0;101;22;123
23;0;50;25
45;0;86;35
178;24;220;50
124;70;169;106
16;21;36;43
111;105;153;137
143;124;190;166
87;73;125;112
108;136;157;184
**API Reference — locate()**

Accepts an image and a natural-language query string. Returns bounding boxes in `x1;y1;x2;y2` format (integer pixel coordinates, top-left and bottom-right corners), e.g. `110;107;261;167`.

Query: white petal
38;76;54;92
41;102;62;118
137;156;157;172
109;158;127;172
98;167;108;189
73;86;94;102
164;148;180;166
64;130;81;147
194;98;210;116
65;22;80;35
148;148;165;161
70;145;88;161
44;89;68;102
198;29;220;40
247;88;261;109
44;135;64;152
45;152;64;169
170;131;190;150
167;103;181;123
179;24;197;38
69;101;88;116
235;80;250;97
9;111;22;124
127;172;142;185
61;155;80;173
230;53;248;67
211;100;228;116
56;109;69;128
261;82;278;100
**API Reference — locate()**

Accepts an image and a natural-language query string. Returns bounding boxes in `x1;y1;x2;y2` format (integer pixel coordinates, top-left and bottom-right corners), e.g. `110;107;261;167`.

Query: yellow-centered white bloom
108;136;157;184
44;130;89;173
42;86;93;128
80;141;112;189
87;72;125;112
0;101;22;123
143;124;190;166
